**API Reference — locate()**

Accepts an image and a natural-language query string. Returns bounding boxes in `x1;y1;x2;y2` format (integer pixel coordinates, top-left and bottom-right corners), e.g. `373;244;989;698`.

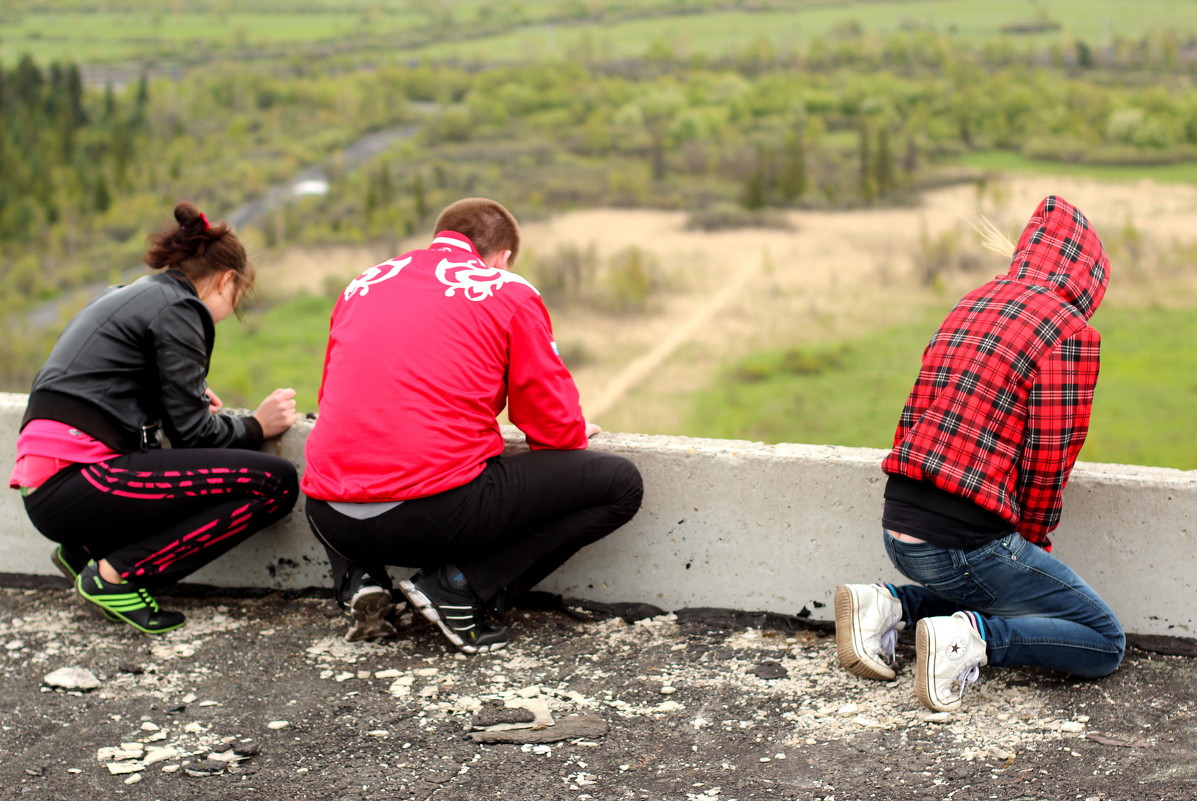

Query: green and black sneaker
51;544;90;582
76;563;185;634
52;546;120;623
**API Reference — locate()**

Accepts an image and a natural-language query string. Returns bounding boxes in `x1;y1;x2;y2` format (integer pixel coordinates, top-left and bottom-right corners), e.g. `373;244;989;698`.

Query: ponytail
144;202;255;310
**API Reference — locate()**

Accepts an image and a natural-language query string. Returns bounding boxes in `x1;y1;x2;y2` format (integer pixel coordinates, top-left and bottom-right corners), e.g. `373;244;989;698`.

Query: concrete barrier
2;391;1194;636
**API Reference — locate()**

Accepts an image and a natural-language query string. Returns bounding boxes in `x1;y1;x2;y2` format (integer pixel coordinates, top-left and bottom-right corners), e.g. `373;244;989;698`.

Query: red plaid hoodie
882;196;1110;548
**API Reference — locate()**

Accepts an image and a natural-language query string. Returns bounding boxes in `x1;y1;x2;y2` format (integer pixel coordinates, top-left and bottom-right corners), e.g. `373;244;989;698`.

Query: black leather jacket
22;271;264;452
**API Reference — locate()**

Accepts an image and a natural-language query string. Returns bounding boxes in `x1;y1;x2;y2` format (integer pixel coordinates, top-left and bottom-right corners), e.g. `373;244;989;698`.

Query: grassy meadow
6;1;1197;66
961;152;1197;186
5;1;1197;470
684;305;1197;471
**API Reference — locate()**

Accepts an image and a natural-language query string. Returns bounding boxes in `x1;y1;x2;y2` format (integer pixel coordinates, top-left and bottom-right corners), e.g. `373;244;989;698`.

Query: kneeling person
835;196;1124;712
302;198;643;652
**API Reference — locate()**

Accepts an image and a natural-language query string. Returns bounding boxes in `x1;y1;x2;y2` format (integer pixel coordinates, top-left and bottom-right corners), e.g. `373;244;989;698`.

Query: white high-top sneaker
834;583;905;681
914;612;988;712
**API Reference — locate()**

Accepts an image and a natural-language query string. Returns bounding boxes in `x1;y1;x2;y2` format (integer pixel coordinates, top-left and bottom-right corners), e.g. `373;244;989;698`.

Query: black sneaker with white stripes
399;566;508;654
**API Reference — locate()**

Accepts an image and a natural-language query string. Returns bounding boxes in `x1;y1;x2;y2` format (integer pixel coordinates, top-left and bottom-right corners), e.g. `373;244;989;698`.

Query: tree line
3;23;1197;388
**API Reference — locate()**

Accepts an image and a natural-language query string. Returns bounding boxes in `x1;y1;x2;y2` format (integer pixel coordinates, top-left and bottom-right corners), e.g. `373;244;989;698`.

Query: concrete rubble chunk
43;667;101;691
143;747;180;765
468;714;608;744
97;747;142;762
750;660;788;680
470;698;555;732
472;701;537;729
1086;733;1149;748
183;761;225;778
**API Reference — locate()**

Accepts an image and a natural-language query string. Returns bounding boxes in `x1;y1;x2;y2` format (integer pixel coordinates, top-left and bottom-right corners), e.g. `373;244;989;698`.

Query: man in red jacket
835;196;1124;711
302;198;643;652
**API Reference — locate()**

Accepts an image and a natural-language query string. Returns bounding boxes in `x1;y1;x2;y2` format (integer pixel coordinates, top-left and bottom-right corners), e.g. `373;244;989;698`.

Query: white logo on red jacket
435;257;537;302
343;257;412;301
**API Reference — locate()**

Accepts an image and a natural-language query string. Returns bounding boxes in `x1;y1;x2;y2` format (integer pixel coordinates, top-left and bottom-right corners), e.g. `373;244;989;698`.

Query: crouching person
10;203;299;634
835;196;1124;711
302;198;643;652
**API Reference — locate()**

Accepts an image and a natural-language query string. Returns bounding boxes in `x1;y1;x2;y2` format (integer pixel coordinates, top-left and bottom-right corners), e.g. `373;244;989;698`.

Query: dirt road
258;176;1197;434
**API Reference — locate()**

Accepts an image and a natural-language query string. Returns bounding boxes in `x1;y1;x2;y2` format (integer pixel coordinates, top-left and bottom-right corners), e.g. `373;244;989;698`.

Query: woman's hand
205;388;223;413
585;421;603;439
253;388;298;439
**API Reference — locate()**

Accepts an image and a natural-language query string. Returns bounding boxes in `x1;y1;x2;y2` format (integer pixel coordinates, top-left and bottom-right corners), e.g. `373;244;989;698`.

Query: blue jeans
883;529;1125;678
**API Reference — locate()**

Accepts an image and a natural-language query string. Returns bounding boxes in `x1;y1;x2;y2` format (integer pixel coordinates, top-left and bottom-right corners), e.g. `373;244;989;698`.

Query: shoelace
135;586;160;612
953;660;983;696
877;614;901;665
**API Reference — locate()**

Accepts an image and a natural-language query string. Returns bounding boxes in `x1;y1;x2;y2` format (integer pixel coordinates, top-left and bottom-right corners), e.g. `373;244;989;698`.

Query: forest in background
3;1;1197;467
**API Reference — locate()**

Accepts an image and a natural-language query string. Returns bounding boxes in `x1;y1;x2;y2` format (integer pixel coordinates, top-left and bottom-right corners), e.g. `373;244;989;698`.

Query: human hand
585;421;603;439
253;388;298;439
205;388;223;413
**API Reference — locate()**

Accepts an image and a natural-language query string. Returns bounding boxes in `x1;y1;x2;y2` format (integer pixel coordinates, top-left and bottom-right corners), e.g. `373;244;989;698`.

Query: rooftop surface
2;578;1195;801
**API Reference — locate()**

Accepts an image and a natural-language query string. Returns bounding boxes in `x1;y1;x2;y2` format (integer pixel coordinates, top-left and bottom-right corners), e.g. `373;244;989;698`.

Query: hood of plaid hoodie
1006;195;1110;321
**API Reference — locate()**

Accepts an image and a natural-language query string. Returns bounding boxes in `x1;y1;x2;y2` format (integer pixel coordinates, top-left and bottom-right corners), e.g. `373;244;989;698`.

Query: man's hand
205;388;223;413
585;421;603;439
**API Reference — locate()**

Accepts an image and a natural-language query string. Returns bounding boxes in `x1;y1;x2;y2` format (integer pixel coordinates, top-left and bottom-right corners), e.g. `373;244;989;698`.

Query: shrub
684;203;795;232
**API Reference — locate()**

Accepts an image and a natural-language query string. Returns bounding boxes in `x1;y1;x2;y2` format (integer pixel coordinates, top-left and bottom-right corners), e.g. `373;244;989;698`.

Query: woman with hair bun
8;202;299;634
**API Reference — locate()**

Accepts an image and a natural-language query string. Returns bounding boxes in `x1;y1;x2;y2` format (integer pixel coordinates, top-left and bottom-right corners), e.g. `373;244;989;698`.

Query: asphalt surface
2;574;1196;801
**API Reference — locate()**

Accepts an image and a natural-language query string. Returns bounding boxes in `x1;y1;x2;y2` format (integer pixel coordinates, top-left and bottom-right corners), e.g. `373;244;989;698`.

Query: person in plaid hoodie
835;196;1124;712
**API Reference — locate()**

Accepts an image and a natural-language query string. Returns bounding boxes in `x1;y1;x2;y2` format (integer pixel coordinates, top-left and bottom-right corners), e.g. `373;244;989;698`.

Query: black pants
23;448;298;587
305;449;643;611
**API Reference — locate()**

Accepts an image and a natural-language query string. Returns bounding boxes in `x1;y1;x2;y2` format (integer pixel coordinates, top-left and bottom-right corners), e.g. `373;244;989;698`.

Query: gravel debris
2;585;1195;800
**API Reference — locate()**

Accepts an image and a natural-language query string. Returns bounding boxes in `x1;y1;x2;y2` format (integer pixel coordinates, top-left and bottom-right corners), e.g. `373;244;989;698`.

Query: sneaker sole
345;587;398;642
914;618;958;712
77;582;185;636
54;548;121;623
398;579;505;655
834;585;896;681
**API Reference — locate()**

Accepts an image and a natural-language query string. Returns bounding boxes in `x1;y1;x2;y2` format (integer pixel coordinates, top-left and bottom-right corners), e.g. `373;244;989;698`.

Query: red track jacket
882;196;1110;548
302;231;587;502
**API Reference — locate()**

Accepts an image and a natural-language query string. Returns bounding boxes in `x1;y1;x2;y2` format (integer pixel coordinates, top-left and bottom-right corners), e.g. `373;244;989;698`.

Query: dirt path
582;235;768;419
259;176;1197;432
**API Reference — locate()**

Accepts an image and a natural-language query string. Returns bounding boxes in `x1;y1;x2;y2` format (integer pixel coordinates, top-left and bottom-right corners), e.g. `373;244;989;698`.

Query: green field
4;0;1196;66
414;1;1197;63
207;293;334;415
684;305;1197;470
204;291;1197;471
961;151;1197;186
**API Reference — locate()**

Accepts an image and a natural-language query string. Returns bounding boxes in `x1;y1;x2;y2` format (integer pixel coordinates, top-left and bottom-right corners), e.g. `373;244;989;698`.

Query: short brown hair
434;198;521;266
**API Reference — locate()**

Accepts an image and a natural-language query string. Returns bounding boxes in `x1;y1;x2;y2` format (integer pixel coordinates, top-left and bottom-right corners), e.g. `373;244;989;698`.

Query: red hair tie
200;213;211;231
